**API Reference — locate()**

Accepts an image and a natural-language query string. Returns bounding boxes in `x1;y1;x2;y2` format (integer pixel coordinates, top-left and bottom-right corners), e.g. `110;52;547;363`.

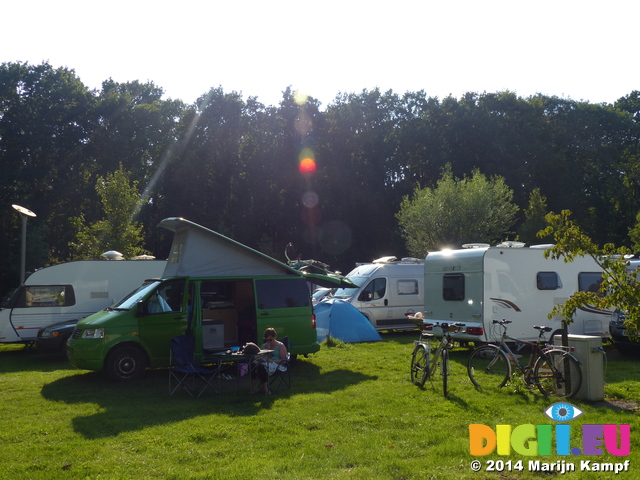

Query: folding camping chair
169;335;219;397
267;353;291;392
264;336;292;393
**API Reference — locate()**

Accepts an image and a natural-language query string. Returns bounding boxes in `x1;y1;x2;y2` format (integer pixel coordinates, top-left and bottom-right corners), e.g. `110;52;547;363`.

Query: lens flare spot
299;147;314;160
295;113;312;136
320;220;352;255
301;206;321;226
294;91;309;105
299;157;316;176
302;191;319;208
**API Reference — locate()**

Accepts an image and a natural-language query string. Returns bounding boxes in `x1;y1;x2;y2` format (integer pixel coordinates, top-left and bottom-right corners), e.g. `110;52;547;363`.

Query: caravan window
12;285;76;308
256;279;310;309
537;272;560;290
443;274;464;301
579;272;603;294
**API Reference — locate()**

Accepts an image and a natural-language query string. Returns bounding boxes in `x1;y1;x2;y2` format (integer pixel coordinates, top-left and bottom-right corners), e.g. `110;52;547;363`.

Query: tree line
1;61;639;297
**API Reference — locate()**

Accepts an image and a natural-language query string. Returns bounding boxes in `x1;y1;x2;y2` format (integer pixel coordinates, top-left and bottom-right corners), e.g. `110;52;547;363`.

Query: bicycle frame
497;332;545;376
468;320;582;397
420;323;459;366
411;322;463;396
492;321;572;376
419;332;448;367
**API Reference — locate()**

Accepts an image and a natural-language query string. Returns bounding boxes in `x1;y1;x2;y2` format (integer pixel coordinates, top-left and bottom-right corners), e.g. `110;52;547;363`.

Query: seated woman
251;328;288;394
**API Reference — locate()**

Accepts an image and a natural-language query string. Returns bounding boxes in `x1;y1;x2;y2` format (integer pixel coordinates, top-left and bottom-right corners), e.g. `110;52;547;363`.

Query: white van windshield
110;281;161;310
331;276;367;299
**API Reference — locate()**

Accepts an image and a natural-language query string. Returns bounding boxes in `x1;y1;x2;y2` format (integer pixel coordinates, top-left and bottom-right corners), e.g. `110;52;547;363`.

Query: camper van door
137;278;189;365
353;276;391;327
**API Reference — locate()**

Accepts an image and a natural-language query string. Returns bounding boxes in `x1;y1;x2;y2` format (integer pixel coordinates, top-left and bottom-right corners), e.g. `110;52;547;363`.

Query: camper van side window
358;278;386;302
14;285;76;308
398;280;419;295
256;279;310;309
147;279;185;314
537;272;560;290
442;274;464;301
578;272;603;293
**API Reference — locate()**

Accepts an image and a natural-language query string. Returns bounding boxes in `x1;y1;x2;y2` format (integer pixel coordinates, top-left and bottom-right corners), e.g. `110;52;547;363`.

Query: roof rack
368;256;424;265
462;243;490;249
372;256;397;264
496;241;526;248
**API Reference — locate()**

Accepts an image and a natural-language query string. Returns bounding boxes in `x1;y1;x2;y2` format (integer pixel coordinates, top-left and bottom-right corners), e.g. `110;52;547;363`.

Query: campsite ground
0;333;638;479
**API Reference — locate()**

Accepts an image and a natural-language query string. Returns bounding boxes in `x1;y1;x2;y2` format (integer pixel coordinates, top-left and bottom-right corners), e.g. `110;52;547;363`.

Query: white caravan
422;244;611;343
330;256;424;330
0;259;166;346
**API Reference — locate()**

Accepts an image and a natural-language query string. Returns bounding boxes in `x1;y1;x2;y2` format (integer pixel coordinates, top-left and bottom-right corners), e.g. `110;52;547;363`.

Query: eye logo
544;402;583;422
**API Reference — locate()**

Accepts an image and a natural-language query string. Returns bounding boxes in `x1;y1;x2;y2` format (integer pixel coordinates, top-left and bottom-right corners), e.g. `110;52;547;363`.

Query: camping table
206;350;273;395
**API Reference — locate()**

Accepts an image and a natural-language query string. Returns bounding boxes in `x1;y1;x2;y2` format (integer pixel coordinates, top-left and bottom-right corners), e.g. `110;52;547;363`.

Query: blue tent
314;298;382;343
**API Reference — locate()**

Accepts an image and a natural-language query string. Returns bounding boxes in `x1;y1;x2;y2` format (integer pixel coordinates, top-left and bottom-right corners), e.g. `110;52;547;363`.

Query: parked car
610;310;640;356
36;319;79;351
312;288;331;305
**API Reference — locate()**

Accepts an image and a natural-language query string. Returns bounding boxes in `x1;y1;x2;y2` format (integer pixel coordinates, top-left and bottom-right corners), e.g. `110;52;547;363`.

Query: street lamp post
12;204;36;284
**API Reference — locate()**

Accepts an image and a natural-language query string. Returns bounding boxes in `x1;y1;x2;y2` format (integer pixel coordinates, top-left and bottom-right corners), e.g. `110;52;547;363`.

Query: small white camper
422;244;611;343
0;259;166;347
330;256;424;330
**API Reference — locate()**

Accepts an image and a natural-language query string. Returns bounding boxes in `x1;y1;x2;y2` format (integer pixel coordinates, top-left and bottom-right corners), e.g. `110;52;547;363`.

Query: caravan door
1;284;77;342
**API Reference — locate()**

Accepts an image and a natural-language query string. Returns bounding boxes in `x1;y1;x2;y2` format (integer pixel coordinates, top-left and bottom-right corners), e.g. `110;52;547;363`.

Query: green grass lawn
0;333;638;479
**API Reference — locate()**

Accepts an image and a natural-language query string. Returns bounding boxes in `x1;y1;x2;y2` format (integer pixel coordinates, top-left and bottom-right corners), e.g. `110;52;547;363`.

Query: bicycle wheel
442;348;449;398
467;345;510;390
534;350;582;398
410;343;430;387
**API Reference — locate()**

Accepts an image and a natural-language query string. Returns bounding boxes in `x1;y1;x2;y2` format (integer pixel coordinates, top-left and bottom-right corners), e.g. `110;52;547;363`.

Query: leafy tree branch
540;210;640;339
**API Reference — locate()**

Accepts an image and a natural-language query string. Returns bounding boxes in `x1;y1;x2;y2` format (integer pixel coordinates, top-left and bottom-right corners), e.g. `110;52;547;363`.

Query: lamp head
12;204;36;217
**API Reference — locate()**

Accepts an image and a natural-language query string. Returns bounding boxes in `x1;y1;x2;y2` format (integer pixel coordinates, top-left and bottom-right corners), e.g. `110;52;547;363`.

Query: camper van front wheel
105;346;147;381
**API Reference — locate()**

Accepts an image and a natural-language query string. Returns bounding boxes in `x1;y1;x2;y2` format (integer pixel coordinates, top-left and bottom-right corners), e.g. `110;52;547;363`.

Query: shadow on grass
0;344;70;373
40;359;377;439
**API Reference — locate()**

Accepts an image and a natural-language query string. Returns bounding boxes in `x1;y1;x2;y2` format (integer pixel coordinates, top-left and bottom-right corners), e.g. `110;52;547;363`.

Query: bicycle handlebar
424;322;465;333
491;319;552;341
492;319;512;325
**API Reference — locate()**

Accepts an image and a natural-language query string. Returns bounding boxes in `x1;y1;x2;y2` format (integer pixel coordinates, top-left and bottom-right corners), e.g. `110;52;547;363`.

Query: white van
0;259;166;349
422;243;611;343
330;256;424;330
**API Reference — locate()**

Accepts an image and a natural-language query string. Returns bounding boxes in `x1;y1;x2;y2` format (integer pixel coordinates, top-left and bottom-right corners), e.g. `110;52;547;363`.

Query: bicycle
410;320;464;397
467;320;582;398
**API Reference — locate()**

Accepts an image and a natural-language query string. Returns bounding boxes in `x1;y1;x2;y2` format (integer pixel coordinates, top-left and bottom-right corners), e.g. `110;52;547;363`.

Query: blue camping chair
169;335;219;397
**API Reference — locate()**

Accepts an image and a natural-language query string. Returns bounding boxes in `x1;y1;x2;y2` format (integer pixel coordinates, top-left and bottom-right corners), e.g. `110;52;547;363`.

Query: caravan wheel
105;345;148;381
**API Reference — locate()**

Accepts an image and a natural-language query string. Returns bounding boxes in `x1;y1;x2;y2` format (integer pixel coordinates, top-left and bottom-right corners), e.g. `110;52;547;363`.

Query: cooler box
202;320;224;350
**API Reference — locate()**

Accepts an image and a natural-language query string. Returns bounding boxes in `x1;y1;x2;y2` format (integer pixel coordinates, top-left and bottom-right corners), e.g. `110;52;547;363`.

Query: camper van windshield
111;281;161;310
332;276;367;299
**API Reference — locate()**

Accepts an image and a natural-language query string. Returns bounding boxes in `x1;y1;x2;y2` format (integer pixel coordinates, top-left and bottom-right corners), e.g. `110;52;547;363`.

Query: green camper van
66;218;343;381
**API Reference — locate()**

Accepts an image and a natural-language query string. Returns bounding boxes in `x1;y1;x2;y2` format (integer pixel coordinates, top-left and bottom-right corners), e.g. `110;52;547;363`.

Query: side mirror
136;300;147;317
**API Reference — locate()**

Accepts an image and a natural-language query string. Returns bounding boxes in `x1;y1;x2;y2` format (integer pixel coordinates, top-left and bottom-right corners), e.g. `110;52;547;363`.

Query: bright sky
3;1;638;108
